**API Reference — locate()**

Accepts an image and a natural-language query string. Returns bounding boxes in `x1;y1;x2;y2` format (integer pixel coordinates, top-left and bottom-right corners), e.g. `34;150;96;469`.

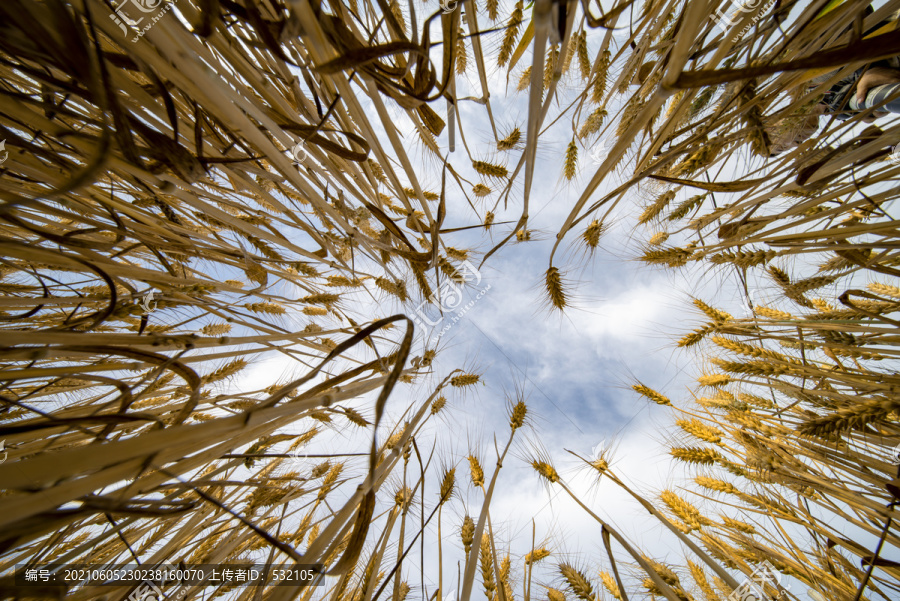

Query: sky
337;8;745;596
233;17;755;599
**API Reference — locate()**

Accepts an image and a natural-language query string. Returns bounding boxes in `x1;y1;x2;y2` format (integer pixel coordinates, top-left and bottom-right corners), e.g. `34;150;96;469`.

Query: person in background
766;7;900;156
846;67;900;115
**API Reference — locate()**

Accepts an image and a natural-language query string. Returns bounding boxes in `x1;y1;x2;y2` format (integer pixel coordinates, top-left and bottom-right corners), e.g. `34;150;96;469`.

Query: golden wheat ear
563;139;578;181
472;159;509;179
544;267;568;311
497;127;522;150
581;219;605;252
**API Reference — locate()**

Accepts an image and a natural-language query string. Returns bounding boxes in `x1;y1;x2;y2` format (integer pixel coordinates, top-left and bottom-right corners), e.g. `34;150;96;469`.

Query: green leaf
507;18;535;76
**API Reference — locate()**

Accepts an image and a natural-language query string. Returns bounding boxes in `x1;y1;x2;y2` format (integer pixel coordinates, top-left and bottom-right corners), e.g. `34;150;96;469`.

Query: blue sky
236;43;749;598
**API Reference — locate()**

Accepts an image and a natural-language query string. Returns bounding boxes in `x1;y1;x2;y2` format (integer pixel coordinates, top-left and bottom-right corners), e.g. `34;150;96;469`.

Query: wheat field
0;0;899;600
